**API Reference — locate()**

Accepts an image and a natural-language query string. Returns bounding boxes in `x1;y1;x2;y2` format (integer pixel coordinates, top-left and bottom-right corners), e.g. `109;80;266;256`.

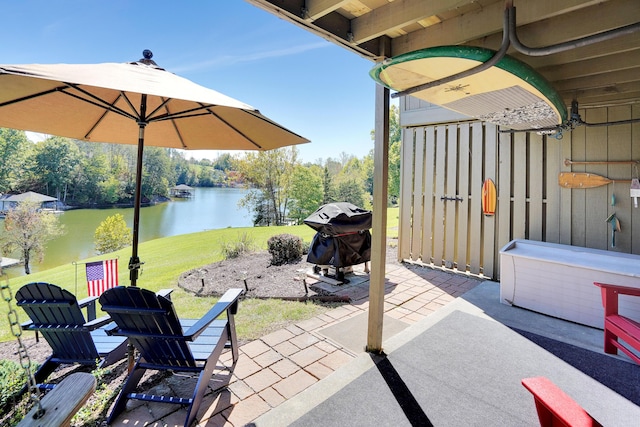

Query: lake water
5;187;252;276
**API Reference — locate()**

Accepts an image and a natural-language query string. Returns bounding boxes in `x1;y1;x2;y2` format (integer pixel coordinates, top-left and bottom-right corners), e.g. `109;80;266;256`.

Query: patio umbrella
0;50;309;286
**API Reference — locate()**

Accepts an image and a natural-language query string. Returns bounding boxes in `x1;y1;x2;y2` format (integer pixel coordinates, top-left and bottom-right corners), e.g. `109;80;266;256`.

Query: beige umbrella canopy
0;50;309;286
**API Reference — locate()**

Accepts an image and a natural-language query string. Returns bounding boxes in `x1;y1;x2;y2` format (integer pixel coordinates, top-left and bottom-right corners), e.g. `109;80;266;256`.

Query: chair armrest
521;377;601;427
104;322;120;336
594;282;640;297
78;295;99;321
594;282;640;316
183;288;243;340
20;320;34;331
157;289;174;300
84;315;113;329
77;295;99;308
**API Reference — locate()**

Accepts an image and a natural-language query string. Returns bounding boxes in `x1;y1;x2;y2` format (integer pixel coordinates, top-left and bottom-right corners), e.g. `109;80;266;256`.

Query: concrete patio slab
253;282;640;427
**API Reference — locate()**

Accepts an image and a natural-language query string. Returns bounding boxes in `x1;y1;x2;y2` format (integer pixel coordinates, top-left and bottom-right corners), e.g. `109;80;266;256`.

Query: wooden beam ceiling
246;0;640;108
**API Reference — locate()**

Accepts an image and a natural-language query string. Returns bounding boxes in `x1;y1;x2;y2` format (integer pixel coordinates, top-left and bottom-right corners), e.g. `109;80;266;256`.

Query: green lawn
0;207;399;344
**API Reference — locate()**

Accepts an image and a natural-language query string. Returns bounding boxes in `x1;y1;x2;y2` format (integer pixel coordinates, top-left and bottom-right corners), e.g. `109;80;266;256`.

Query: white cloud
172;42;329;74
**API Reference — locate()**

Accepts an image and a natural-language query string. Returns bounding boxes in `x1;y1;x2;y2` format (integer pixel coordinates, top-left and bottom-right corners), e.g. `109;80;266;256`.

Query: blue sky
1;0;381;163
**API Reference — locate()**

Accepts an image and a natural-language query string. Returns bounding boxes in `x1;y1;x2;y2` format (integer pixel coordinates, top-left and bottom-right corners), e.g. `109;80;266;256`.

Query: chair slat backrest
100;287;196;367
16;282;99;362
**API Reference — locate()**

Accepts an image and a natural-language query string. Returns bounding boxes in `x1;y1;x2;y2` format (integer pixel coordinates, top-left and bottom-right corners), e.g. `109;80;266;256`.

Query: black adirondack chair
99;286;243;427
15;282;128;391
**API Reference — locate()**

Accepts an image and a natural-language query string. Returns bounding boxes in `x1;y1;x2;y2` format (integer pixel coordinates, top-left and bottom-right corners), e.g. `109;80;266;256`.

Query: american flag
86;259;119;296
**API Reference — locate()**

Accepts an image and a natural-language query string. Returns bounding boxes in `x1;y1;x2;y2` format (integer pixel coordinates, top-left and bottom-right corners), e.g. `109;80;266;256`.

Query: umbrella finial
138;49;158;66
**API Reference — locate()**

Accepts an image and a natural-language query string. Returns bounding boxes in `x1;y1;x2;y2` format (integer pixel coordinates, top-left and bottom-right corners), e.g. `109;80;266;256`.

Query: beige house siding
398;99;640;280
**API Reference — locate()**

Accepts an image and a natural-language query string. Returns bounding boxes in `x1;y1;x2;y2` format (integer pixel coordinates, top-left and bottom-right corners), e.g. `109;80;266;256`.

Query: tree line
0;105;401;226
0;128;236;207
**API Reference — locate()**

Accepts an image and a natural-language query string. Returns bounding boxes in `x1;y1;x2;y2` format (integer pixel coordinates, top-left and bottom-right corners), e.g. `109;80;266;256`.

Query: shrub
94;213;132;254
267;234;303;265
220;232;256;259
0;359;27;412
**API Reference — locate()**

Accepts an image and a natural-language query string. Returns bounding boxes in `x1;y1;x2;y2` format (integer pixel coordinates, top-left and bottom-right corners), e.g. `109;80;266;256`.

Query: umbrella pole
126;114;147;373
129;120;146;288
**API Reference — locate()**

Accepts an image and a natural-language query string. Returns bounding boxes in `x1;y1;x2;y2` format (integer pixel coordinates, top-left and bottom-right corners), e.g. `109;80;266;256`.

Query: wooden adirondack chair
99;286;243;427
522;377;602;427
15;282;128;391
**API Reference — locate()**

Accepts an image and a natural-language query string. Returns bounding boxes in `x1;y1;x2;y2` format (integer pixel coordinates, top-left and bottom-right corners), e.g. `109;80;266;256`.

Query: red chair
594;282;640;364
521;377;601;427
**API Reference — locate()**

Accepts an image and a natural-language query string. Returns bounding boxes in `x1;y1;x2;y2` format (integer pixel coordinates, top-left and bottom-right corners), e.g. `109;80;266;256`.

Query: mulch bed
178;251;324;299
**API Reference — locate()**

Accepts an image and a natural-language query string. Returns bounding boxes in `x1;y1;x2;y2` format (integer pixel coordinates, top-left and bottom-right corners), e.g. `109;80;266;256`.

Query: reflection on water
5;187;251;276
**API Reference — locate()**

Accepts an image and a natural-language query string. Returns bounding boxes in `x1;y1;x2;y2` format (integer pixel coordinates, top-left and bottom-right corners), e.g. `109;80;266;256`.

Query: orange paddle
558;172;631;188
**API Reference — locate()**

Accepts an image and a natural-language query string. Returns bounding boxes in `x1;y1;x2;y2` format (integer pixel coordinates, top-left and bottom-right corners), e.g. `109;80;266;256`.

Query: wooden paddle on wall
558;172;631;188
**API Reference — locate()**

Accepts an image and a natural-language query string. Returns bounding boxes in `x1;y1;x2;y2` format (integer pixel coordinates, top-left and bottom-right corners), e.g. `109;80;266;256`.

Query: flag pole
72;261;78;295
